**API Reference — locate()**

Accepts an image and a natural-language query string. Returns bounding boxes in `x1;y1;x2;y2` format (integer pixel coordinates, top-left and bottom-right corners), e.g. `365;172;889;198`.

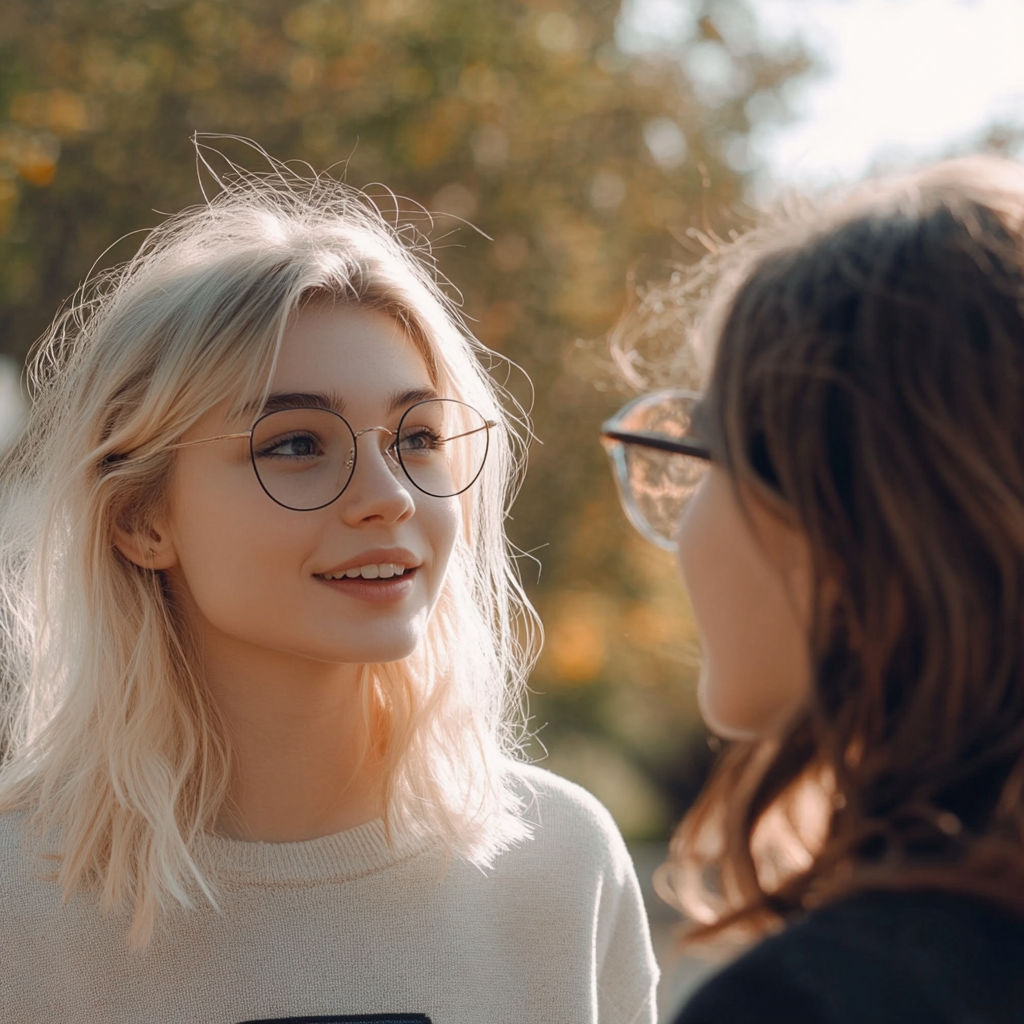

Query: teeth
323;563;407;581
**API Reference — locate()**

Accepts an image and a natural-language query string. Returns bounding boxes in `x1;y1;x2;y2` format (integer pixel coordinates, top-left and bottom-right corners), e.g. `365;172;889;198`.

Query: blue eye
396;427;444;455
255;432;324;460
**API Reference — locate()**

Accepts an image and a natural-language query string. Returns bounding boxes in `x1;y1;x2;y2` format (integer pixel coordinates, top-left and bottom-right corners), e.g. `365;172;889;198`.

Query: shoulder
499;763;660;1022
675;915;907;1024
496;763;650;943
675;891;1024;1024
0;808;60;928
504;762;633;871
489;762;643;911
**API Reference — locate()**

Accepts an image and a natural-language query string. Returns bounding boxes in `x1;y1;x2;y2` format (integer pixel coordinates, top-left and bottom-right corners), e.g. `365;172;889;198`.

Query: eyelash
256;432;324;460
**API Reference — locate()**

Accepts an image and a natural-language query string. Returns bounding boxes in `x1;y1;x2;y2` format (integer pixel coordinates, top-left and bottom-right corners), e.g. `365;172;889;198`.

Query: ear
113;516;178;571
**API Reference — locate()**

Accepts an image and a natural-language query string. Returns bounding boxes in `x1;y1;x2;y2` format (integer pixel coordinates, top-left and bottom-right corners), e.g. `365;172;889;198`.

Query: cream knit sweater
0;765;658;1023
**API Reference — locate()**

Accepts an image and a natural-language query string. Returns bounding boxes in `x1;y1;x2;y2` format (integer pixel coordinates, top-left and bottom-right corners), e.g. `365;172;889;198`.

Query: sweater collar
197;818;435;885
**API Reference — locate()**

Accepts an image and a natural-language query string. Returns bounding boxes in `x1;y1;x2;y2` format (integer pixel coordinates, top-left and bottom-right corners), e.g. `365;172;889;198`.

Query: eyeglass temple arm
601;427;711;460
442;420;496;442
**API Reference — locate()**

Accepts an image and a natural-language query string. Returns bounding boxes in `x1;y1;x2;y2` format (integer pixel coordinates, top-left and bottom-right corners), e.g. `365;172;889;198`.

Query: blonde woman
0;150;657;1022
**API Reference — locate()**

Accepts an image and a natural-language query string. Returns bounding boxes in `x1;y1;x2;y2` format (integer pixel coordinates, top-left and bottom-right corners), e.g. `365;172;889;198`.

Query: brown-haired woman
602;154;1024;1023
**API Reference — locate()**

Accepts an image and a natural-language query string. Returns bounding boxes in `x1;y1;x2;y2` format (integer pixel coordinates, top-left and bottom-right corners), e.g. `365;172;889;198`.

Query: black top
673;890;1024;1024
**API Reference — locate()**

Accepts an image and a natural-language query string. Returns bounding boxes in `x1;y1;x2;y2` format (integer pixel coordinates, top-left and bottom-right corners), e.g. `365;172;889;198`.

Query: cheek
427;495;460;580
675;481;723;640
167;487;308;625
676;479;813;740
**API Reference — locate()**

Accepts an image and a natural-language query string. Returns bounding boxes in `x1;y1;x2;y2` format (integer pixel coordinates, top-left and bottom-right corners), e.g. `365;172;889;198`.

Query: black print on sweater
238;1016;432;1023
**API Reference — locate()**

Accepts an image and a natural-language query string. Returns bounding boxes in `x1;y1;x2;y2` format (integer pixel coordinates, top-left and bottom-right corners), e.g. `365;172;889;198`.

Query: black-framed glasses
167;398;495;511
600;389;711;551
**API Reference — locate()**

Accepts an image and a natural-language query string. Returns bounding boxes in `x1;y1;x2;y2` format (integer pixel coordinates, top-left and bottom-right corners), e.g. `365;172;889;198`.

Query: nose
338;426;415;525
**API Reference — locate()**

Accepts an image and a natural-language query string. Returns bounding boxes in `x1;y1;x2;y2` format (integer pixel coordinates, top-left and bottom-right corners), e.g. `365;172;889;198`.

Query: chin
332;628;425;666
697;669;762;742
698;674;806;742
360;642;421;665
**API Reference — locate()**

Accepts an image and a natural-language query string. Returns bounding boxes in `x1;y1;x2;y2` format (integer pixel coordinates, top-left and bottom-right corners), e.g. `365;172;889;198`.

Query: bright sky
619;0;1024;195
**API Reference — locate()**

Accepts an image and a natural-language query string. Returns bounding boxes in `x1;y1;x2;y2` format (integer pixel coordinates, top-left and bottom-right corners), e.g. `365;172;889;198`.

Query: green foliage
0;0;809;837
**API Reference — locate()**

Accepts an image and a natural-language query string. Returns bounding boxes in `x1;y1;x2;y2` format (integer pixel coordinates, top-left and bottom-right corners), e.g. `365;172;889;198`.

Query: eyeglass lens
617;393;708;546
249;398;490;511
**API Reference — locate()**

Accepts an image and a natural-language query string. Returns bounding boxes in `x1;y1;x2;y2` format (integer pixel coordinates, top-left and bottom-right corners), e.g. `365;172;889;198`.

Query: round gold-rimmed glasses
167;398;495;511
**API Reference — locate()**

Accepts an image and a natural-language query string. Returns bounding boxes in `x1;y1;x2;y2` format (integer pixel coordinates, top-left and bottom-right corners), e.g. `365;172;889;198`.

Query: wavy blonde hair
0;146;540;946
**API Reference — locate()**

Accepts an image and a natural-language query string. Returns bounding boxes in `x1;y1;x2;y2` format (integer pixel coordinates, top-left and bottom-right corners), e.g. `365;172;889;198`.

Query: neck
202;639;386;843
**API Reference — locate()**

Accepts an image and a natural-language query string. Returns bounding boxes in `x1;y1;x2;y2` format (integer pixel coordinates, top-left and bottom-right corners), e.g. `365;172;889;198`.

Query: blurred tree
0;0;810;837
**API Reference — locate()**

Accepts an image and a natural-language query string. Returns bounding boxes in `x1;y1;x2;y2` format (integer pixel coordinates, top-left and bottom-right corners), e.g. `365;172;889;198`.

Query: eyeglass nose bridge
345;425;400;472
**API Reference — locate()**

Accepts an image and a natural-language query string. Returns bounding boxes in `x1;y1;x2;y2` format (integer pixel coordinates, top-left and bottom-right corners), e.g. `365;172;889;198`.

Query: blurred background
1;0;1023;1013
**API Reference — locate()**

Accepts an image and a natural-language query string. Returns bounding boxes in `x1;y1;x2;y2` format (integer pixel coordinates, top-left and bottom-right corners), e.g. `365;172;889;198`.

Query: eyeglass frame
164;397;496;511
600;389;712;551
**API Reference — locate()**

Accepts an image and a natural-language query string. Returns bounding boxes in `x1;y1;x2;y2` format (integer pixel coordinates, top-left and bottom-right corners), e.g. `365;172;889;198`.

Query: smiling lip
316;570;418;604
314;548;421;604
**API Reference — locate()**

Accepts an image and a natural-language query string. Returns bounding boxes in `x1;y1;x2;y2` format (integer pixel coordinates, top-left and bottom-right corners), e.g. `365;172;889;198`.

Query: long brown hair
654;156;1024;941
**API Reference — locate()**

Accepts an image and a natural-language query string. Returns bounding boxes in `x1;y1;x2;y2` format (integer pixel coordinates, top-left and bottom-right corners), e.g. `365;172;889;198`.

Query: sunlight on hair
0;137;541;946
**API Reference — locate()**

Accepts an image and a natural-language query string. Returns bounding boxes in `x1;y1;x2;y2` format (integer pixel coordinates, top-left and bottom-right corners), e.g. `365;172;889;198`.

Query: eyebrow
243;386;440;420
238;391;345;418
384;386;440;414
